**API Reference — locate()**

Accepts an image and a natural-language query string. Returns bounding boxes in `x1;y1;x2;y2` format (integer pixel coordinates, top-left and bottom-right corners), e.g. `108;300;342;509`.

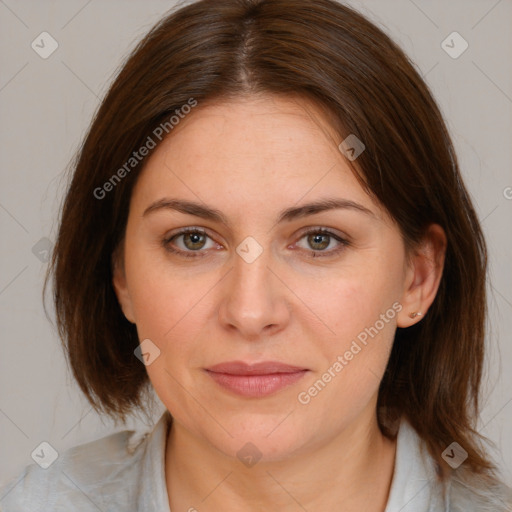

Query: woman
1;0;510;510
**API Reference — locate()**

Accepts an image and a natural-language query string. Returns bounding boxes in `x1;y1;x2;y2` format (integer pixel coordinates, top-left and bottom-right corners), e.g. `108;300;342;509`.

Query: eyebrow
142;197;376;226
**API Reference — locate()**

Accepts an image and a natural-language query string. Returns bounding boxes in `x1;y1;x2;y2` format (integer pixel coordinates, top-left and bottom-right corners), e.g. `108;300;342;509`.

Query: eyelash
162;227;349;259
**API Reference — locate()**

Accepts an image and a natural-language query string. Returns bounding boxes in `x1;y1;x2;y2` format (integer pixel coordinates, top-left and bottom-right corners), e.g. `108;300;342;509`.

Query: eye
162;228;220;258
295;228;349;257
162;227;349;259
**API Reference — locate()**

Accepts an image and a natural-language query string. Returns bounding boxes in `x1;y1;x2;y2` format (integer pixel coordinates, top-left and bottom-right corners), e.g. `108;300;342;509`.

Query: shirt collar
136;412;444;512
384;419;446;512
137;409;172;512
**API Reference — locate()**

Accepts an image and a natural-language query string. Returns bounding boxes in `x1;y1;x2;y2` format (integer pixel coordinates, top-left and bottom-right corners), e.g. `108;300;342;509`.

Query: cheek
296;263;402;344
124;242;206;339
125;256;212;412
293;273;399;430
290;252;403;407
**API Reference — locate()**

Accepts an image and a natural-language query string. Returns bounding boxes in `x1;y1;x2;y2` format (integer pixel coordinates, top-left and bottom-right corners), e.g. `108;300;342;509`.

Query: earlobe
397;224;447;328
111;251;137;324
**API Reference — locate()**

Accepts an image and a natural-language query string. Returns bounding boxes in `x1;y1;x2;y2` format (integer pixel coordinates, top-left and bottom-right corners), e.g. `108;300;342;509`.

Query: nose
218;245;291;340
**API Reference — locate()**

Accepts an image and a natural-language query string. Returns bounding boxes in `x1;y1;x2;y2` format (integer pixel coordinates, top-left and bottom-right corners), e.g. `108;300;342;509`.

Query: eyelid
296;225;349;241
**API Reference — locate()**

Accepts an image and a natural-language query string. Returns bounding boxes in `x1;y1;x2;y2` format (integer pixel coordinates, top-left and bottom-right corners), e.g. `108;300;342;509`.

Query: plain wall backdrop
1;0;511;491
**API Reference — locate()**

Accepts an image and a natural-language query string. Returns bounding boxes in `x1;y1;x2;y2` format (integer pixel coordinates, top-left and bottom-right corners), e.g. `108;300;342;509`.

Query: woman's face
114;94;422;461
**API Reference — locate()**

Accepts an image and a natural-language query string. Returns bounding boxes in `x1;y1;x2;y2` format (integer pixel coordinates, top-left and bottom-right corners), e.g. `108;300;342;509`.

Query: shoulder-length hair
45;0;491;479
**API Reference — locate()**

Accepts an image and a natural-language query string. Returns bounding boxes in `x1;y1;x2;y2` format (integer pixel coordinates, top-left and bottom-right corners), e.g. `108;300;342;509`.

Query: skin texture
113;94;446;511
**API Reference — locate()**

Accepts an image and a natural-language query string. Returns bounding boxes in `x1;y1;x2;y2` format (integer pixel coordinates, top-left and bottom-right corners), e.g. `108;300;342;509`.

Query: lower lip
205;370;308;398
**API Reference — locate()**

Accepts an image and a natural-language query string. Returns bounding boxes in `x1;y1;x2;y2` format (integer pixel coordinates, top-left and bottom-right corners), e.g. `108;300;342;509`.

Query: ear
396;223;447;328
111;243;136;324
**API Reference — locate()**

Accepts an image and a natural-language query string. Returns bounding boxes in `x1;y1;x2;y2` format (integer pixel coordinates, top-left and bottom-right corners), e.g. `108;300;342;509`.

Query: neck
165;409;397;512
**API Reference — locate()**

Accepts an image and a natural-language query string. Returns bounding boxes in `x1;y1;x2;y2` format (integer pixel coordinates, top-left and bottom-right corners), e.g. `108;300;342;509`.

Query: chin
204;418;312;464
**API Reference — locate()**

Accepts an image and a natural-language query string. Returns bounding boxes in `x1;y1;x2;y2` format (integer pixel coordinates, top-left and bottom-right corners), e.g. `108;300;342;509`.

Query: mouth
204;361;309;398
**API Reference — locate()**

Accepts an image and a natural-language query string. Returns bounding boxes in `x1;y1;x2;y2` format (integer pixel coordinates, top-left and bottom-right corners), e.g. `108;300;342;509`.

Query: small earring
409;311;423;319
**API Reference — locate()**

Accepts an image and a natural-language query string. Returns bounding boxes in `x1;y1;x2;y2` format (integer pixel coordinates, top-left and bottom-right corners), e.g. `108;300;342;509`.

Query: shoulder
447;464;512;512
0;425;153;511
386;419;512;512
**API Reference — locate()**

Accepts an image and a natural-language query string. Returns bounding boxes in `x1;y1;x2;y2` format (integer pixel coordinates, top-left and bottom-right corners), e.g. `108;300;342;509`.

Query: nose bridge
218;237;289;337
233;249;270;296
232;234;271;292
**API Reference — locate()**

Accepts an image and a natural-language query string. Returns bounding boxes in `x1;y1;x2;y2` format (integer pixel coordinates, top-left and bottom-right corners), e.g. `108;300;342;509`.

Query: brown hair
45;0;492;479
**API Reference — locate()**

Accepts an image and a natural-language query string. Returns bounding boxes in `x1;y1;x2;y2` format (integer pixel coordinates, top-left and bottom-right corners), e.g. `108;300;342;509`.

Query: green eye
296;228;349;258
163;227;349;260
163;228;215;258
181;232;207;250
307;232;331;251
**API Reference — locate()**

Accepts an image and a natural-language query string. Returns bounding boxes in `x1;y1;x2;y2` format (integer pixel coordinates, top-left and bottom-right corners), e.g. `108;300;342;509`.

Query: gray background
1;0;511;490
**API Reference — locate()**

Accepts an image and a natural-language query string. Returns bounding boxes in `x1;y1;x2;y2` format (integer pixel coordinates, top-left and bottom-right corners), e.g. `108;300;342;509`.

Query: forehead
165;95;339;160
130;94;380;220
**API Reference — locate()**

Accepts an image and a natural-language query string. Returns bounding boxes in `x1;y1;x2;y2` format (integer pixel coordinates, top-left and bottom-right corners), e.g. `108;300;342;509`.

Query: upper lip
206;361;308;375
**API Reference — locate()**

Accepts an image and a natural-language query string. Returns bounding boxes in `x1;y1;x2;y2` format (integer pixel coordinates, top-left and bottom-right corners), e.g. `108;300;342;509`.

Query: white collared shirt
0;411;505;511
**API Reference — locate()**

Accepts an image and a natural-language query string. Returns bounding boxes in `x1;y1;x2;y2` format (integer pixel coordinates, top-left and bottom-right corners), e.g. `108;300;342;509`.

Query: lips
205;360;309;397
206;360;307;375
